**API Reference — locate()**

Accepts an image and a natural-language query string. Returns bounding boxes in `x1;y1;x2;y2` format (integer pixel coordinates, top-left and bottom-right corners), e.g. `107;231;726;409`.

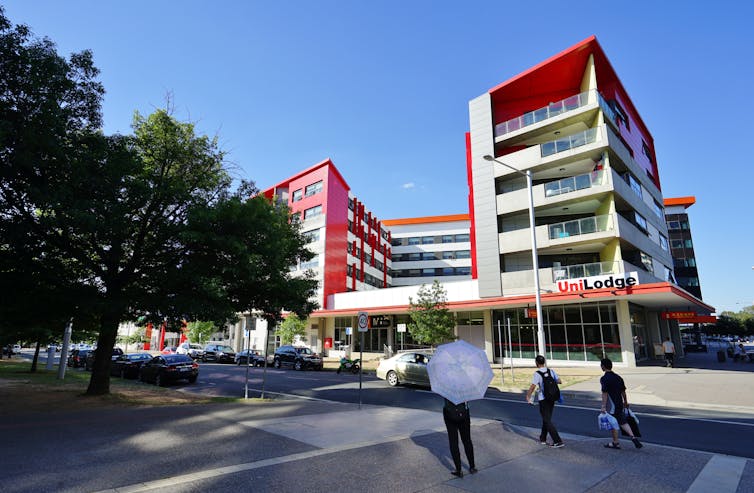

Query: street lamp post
483;155;546;357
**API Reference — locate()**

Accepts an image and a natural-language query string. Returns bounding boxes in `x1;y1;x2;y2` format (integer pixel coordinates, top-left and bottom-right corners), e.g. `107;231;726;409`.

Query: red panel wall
465;132;478;279
322;166;350;309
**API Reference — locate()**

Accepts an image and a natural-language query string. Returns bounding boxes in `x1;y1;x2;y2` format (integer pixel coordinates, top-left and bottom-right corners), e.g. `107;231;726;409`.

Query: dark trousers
538;399;562;444
665;353;674;367
443;408;475;472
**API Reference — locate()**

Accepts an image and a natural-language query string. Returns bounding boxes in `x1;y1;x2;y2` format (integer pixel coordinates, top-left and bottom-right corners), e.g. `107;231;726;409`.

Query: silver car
376;351;432;387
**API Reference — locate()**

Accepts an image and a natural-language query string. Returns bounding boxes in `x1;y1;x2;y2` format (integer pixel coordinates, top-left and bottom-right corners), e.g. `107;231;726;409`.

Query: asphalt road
19;351;754;459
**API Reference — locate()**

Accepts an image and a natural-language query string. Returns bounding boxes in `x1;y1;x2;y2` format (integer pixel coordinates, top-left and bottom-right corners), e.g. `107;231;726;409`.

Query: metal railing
544;169;605;198
494;91;590;136
541;127;599;157
548;214;614;240
552;261;620;281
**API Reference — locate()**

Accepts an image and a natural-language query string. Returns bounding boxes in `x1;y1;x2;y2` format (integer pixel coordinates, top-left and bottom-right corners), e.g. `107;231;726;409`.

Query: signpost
357;312;368;409
397;323;406;352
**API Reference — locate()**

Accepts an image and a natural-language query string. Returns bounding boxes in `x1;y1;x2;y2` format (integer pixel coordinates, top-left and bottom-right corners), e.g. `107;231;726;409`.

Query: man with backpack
525;355;564;448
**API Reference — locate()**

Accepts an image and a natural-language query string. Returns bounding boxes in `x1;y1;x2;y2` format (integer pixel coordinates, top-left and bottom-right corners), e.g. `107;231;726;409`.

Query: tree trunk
30;340;41;372
85;312;120;396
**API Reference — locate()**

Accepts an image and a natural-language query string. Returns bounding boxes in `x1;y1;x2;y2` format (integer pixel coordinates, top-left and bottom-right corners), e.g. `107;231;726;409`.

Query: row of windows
347;265;385;288
673;257;697;268
290;255;320;271
303;228;320;243
391;234;470;247
292;180;323;202
671;239;693;249
392;267;471;278
392;250;471;262
667;220;690;230
676;276;700;287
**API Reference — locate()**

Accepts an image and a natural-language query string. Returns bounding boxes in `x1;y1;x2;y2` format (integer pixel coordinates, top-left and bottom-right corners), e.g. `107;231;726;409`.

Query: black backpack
539;369;560;402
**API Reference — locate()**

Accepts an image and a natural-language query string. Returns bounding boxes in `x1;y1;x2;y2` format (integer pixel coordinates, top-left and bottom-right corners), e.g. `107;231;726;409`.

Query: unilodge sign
556;272;639;293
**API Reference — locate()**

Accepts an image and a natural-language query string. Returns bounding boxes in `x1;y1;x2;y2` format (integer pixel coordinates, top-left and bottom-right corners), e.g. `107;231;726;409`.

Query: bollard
46;345;56;370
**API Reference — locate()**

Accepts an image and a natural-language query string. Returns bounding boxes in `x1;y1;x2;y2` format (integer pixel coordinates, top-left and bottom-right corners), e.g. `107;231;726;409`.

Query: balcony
494;91;591;137
553;261;620;281
541;128;599;158
544;169;605;198
548;214;615;240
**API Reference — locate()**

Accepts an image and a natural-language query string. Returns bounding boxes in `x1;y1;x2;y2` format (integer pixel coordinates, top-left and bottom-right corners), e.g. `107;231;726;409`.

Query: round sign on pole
357;311;369;332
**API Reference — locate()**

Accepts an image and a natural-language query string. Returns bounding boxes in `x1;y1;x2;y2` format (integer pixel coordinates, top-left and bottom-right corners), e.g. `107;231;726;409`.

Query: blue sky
4;1;753;314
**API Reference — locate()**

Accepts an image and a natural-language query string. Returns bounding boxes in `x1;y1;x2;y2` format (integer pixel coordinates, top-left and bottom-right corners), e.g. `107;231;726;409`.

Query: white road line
686;454;746;493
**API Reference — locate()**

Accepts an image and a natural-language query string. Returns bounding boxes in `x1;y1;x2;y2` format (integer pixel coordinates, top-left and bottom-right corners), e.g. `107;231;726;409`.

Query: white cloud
401;182;415;190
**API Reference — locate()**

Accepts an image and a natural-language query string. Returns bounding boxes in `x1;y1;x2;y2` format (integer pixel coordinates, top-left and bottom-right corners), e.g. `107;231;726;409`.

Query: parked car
67;349;92;368
111;353;153;379
273;345;323;371
376;351;432;387
84;347;124;371
177;343;205;360
202;344;236;363
235;349;273;367
138;354;199;386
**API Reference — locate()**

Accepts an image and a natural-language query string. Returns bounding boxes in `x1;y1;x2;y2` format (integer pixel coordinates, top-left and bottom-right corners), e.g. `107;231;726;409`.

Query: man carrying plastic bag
599;358;642;450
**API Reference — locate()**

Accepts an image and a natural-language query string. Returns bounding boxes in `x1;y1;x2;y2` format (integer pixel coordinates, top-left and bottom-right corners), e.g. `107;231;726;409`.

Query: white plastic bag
598;412;619;431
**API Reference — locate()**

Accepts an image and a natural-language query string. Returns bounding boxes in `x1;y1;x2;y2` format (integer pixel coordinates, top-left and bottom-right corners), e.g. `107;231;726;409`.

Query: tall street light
483;154;545;356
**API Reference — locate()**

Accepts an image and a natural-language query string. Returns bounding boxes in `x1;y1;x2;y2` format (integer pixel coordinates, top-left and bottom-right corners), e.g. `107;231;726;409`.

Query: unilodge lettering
557;275;637;292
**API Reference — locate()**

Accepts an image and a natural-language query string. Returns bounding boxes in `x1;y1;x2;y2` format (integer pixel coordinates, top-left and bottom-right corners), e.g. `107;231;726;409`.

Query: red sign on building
525;308;537;318
661;311;697;320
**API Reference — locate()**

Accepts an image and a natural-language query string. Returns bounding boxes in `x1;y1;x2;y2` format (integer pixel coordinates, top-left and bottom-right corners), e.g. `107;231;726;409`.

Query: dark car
138;354;198;386
202;344;236;363
84;347;124;371
67;349;92;368
111;353;153;379
273;345;323;371
235;349;273;367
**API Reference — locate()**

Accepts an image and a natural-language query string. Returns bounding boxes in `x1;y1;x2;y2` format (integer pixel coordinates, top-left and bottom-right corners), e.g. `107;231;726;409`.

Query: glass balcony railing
548;214;614;240
494;91;590;137
553;261;619;281
541;127;598;157
544;169;604;198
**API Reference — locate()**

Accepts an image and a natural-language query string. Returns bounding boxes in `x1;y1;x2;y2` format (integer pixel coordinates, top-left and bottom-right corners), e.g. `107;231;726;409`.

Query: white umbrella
427;339;493;405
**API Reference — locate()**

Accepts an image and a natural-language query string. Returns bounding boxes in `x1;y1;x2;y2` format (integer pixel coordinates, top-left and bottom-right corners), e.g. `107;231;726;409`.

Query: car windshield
190;344;202;349
218;345;233;352
164;355;192;363
296;348;312;355
130;354;151;361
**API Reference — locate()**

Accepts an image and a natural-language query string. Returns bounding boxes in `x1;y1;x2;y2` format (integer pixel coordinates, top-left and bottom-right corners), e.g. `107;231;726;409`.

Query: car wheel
236;359;241;366
386;370;399;387
294;361;303;371
351;364;360;374
274;359;281;369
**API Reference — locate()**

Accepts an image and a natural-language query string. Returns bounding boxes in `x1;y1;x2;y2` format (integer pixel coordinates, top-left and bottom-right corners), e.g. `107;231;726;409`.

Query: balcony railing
548;214;614;240
544;169;605;198
541;127;598;157
494;91;590;137
553;261;619;281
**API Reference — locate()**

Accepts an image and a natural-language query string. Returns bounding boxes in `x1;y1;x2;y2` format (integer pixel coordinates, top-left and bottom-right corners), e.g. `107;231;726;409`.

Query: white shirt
662;340;675;353
531;367;560;401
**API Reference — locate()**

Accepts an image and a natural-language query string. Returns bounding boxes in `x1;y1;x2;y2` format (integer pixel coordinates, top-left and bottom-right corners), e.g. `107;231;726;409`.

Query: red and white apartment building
230;36;712;367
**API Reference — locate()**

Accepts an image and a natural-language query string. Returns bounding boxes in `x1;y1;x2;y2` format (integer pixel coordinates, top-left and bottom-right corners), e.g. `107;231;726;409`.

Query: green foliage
714;306;754;336
407;281;456;346
186;321;216;345
275;313;308;345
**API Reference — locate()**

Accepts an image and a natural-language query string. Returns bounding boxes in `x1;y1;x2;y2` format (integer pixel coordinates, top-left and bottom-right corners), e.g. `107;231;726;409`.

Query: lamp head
483;155;494;161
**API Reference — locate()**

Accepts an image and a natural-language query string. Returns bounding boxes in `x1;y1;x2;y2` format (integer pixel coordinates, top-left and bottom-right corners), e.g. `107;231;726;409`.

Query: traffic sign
345;326;352;335
396;323;407;333
357;311;369;332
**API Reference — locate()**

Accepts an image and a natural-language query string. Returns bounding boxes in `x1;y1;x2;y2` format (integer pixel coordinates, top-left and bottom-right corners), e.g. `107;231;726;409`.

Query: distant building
664;196;702;299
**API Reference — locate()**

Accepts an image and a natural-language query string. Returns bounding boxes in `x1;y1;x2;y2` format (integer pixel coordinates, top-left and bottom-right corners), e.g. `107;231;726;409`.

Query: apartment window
365;252;372;265
662;266;673;282
634;212;648;233
624;173;642;198
422;252;438;261
391;238;403;247
456;250;471;259
303;228;320;243
421;236;434;245
291;212;301;222
348;220;354;233
300;255;319;270
422;268;435;276
408;253;421;261
670;239;684;249
684;239;693;248
652;200;663;219
304;205;322;220
456;266;471;275
442;235;454;243
442;267;455;275
408;237;421;245
305;180;323;197
292;189;303;202
348;198;355;210
659;234;668;251
442;251;455;260
611;100;629;129
640;252;654;273
667;220;680;230
455;233;470;242
642;141;653;164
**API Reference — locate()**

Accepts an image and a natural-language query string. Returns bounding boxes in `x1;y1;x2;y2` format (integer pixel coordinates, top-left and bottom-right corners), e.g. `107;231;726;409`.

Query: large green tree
407;280;456;346
276;313;308;345
0;10;318;394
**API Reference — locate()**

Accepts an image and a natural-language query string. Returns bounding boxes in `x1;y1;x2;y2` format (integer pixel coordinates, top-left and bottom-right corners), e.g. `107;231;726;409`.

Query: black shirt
600;371;626;408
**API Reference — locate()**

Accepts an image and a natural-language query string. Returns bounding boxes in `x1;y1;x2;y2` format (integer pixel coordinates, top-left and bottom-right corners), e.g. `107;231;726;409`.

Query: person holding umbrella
427;340;492;478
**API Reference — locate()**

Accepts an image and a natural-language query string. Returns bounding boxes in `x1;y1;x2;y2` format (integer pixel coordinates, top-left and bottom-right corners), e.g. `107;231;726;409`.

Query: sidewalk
89;402;752;493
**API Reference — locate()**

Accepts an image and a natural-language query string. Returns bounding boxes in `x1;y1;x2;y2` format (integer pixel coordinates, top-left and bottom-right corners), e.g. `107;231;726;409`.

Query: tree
1;9;318;395
276;313;307;345
407;280;456;346
186;321;216;345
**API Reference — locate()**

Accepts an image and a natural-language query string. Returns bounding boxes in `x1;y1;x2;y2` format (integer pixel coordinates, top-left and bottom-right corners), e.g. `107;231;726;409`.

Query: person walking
600;358;642;449
442;397;476;477
662;337;675;367
525;355;564;448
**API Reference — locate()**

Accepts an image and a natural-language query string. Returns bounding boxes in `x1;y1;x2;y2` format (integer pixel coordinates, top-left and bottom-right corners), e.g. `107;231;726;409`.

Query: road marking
686;454;746;493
